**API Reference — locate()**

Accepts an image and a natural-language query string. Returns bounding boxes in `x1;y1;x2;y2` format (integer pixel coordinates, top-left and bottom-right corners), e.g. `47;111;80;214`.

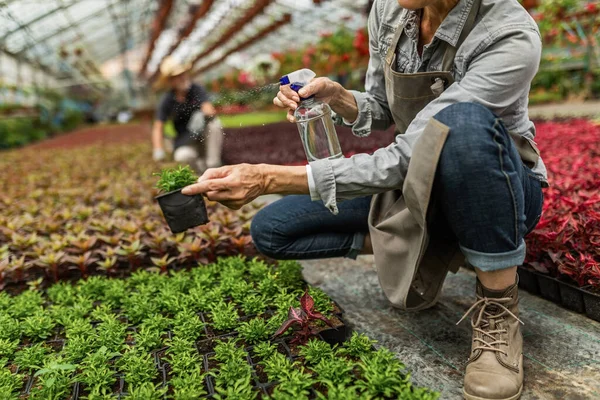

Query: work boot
458;279;524;400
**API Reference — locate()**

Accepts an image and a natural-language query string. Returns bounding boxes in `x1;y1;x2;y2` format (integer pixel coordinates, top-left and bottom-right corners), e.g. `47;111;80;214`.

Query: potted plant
154;165;209;233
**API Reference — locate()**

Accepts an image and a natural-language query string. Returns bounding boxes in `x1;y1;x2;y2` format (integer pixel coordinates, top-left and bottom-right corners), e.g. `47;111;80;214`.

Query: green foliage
210;302;239;332
139;314;170;335
0;339;19;365
21;310;56;341
124;382;168;400
77;347;119;396
338;332;377;359
238;317;270;344
133;327;163;352
276;261;304;289
62;334;97;363
0;367;23;399
251;341;277;360
10;290;43;319
96;316;126;353
0;117;47;150
355;348;409;398
170;365;207;399
213;375;257;400
119;349;156;387
241;293;267;316
298;339;334;365
14;343;49;371
46;282;78;306
307;287;334;315
171;311;204;341
154;165;198;193
313;357;355;386
29;358;76;400
0;314;20;341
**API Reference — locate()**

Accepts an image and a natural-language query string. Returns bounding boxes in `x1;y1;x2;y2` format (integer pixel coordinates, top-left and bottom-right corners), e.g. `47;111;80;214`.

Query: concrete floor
301;256;600;400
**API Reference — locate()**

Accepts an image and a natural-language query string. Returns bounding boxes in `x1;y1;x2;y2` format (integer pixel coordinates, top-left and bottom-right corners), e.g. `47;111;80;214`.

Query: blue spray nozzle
279;76;290;85
290;82;315;101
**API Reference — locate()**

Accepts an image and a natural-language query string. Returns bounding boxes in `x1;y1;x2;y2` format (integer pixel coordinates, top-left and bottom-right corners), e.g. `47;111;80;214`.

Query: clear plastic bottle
292;91;343;162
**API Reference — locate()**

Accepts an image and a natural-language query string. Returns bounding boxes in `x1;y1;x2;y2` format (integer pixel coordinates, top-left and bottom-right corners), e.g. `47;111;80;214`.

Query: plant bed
523;120;600;314
0;257;438;399
517;266;600;322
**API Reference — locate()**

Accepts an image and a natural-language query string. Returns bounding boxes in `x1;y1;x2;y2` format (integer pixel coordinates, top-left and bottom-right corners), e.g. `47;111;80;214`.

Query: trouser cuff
460;240;526;272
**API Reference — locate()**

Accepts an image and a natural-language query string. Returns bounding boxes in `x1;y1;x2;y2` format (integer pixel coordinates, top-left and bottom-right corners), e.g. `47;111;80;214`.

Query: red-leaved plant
272;290;334;344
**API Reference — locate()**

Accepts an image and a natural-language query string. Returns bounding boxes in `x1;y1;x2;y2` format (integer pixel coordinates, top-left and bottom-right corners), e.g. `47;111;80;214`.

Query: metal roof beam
0;1;79;42
138;0;176;75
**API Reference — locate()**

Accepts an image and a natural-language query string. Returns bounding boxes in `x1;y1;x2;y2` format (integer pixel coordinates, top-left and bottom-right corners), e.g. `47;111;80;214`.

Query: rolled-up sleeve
311;28;542;214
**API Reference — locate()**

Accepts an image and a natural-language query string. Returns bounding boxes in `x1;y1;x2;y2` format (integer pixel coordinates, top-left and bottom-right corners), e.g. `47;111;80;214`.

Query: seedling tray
518;266;600;322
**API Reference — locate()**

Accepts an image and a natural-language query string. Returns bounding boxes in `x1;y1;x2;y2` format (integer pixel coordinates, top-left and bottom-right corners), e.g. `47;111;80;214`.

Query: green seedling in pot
154;165;209;233
298;338;334;365
29;358;76;400
21;310;56;341
337;332;377;359
14;343;50;372
119;349;157;387
154;165;198;193
238;317;270;344
170;365;207;399
124;382;168;400
0;367;23;400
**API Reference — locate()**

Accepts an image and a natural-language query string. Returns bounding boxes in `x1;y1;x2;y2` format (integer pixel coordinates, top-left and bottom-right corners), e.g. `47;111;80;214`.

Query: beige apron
368;0;540;311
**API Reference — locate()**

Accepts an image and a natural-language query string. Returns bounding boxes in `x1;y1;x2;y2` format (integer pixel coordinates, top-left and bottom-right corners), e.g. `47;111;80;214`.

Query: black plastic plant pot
155;189;209;233
517;267;540;295
536;274;562;304
582;289;600;323
557;280;585;313
318;317;350;346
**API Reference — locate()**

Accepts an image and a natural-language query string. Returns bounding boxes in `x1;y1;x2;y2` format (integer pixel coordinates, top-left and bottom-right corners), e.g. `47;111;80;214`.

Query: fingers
198;167;230;182
287;109;296;123
280;85;300;102
298;79;322;98
275;90;298;110
181;177;229;195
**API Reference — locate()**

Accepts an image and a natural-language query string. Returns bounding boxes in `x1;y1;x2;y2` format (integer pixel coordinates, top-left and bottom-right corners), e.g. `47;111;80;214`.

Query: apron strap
385;10;409;66
440;0;482;72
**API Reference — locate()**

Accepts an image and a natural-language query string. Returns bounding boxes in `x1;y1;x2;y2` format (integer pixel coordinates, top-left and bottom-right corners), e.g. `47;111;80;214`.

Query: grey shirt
308;0;547;214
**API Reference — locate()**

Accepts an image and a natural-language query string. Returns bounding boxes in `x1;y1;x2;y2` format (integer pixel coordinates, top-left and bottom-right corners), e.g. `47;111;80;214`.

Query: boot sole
463;386;523;400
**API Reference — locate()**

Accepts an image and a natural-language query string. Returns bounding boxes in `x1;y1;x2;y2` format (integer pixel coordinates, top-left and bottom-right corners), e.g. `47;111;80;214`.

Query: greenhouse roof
0;0;369;87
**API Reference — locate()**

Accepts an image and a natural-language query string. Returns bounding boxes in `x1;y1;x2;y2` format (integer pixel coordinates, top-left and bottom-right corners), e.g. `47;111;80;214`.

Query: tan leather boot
459;279;524;400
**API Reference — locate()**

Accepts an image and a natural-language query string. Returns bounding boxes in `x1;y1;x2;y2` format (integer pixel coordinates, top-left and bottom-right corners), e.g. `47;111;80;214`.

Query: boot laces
457;296;523;356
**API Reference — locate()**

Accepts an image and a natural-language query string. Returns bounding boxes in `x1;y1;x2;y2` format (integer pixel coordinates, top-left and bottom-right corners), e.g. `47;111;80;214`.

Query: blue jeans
251;103;544;272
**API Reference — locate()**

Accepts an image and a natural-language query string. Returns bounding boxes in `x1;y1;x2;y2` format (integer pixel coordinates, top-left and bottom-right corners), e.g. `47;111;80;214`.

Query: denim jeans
251;103;544;272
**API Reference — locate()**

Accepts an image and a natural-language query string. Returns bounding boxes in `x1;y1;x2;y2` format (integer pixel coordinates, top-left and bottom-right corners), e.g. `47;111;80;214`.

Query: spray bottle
280;69;343;162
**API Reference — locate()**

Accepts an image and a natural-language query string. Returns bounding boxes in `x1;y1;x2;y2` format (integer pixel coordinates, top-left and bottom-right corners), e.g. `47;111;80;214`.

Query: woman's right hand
274;77;343;123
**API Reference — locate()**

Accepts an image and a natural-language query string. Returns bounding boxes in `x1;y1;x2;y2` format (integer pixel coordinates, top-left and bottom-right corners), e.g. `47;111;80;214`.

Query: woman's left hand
181;164;267;209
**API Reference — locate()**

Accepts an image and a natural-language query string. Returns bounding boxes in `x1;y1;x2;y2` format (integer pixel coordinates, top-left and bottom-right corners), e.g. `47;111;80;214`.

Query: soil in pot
155;189;209;234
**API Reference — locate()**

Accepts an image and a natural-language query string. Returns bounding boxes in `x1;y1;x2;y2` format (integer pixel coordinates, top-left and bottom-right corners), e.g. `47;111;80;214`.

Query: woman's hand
181;164;309;209
274;77;358;123
181;164;267;209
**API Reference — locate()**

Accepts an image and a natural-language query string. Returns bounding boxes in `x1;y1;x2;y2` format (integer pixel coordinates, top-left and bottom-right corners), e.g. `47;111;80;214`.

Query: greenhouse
1;0;600;399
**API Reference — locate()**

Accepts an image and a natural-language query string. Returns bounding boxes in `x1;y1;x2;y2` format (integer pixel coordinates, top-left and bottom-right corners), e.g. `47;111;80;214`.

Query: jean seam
492;119;519;249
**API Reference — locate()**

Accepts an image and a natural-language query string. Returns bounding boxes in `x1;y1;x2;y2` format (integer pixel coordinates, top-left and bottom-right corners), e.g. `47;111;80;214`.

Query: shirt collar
404;0;475;47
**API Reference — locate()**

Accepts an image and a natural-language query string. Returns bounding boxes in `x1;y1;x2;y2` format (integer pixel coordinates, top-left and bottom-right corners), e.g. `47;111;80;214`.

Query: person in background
152;56;224;173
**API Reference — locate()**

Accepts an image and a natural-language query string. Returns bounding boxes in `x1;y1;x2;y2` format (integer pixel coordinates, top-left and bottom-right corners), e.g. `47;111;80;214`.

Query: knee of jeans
250;208;286;259
173;146;198;163
436;103;499;164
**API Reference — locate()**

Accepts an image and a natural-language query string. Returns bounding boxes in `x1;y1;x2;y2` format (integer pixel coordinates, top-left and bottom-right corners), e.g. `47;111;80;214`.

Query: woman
183;1;546;398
